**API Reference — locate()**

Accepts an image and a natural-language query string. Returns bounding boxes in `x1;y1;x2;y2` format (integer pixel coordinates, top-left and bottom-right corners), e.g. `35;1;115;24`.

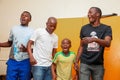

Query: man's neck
91;21;100;27
21;24;28;27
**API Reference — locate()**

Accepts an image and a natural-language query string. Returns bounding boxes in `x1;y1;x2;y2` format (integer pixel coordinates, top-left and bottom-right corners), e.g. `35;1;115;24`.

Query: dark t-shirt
80;24;112;65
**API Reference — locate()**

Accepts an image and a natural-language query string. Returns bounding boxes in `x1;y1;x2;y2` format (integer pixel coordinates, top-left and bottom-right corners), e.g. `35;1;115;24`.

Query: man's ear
96;13;100;17
70;44;71;48
29;19;31;22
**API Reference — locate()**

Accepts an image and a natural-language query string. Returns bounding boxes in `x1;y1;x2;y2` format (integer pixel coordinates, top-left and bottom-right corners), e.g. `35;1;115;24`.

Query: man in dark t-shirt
75;7;112;80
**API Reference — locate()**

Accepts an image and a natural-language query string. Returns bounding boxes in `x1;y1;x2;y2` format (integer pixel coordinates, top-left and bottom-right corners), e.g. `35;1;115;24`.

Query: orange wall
55;16;120;80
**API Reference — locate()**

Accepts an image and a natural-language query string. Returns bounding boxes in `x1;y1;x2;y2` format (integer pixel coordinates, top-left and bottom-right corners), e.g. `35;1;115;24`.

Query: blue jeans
32;66;52;80
79;63;104;80
6;58;31;80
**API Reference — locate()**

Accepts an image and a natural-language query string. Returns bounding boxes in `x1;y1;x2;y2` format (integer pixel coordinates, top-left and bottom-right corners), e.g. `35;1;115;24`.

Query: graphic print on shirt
13;37;23;60
87;31;100;52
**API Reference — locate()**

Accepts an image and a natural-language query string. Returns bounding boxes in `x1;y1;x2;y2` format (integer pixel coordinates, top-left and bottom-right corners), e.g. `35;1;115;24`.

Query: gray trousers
79;63;104;80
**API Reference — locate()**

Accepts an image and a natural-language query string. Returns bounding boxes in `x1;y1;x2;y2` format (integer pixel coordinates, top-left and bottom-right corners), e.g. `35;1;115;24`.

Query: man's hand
82;37;96;44
74;62;79;72
30;56;37;65
19;44;27;52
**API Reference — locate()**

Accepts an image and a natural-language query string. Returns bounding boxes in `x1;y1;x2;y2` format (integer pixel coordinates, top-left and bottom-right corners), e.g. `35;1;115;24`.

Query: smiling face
46;17;57;34
88;7;101;24
20;11;31;26
61;38;71;53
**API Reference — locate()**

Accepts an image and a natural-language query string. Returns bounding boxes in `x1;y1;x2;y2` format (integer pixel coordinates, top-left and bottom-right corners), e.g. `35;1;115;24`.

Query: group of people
0;6;112;80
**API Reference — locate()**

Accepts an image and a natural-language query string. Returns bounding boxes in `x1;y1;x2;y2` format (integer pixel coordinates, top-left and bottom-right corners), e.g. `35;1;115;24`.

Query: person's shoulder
11;25;20;31
34;27;44;32
70;51;75;54
54;33;58;37
52;33;58;39
100;23;111;27
27;27;34;31
54;51;62;57
13;25;20;28
82;24;91;29
56;51;62;55
100;23;111;29
69;51;76;57
83;24;90;27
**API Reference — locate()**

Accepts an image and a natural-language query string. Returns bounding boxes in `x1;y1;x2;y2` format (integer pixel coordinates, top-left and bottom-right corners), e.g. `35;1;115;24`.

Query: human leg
79;63;91;80
6;59;19;80
18;59;31;80
32;66;45;80
31;66;52;80
44;66;52;80
91;65;104;80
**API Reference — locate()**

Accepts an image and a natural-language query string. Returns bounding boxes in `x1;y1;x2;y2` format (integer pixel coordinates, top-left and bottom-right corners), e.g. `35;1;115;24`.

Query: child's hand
73;63;79;80
74;62;79;71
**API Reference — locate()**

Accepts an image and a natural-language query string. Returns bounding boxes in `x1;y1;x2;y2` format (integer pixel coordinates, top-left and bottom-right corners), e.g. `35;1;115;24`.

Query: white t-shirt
8;25;34;61
30;28;58;66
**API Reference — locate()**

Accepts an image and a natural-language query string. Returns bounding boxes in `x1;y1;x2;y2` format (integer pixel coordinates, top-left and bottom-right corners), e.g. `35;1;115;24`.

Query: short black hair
22;11;32;19
91;7;102;17
62;38;71;44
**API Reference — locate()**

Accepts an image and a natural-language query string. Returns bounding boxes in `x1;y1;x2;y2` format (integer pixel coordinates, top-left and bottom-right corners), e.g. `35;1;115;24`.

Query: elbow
8;41;12;47
106;44;110;47
105;42;111;47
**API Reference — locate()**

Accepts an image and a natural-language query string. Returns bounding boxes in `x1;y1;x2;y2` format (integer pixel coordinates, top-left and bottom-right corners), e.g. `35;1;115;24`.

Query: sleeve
53;36;58;48
52;52;59;64
73;52;76;63
105;26;112;39
30;30;39;41
8;28;13;41
80;26;84;40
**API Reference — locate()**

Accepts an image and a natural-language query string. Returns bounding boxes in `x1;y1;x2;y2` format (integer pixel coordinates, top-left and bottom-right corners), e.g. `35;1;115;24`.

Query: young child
52;38;78;80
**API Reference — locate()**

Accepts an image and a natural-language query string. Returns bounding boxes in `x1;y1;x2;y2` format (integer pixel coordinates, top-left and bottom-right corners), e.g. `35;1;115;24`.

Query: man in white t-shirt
27;17;58;80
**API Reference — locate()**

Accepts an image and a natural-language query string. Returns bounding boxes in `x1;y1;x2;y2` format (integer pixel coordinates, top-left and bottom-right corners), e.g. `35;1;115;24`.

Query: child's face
61;39;71;53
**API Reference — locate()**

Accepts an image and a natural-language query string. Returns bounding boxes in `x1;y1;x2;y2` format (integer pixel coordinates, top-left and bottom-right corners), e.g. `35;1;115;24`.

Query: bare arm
52;48;57;58
82;36;112;47
27;40;37;65
73;63;79;80
75;40;83;70
94;36;112;47
0;40;12;47
51;48;57;80
51;63;57;80
76;40;83;63
74;42;83;80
